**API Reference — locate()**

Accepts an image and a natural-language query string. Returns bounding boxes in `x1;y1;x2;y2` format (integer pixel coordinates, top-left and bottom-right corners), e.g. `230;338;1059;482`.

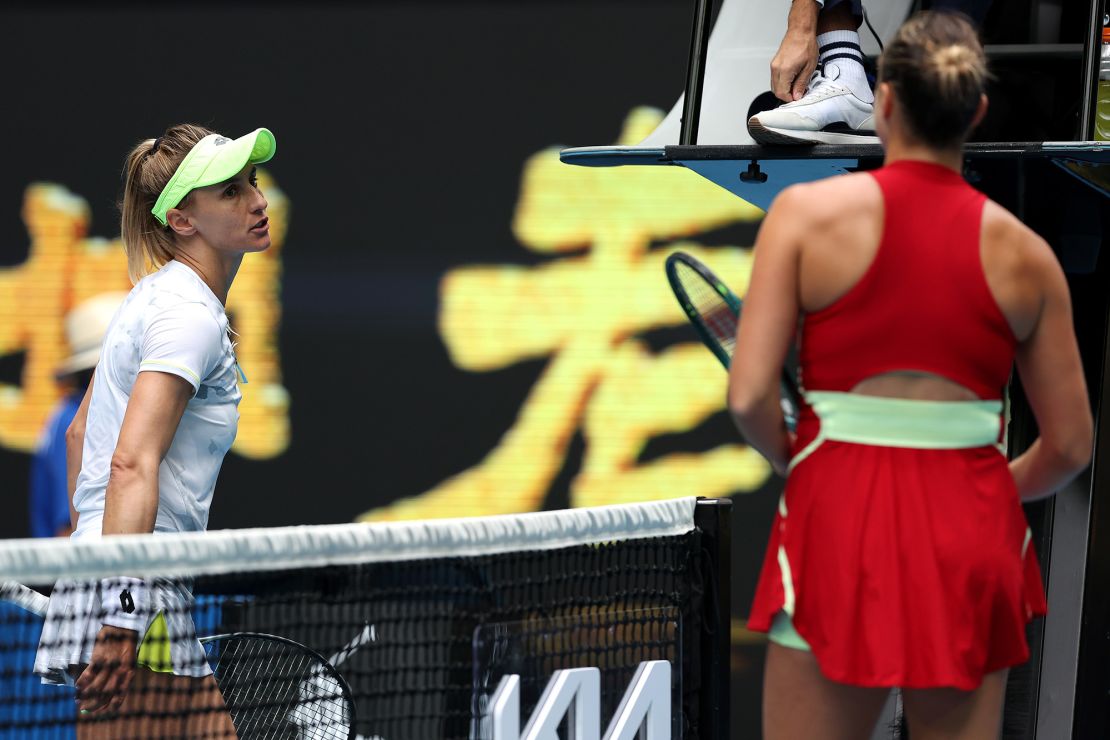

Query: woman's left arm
728;187;805;475
65;372;96;531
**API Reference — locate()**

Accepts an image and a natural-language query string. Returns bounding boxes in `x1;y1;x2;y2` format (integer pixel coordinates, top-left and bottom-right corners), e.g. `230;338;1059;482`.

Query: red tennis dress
747;160;1047;690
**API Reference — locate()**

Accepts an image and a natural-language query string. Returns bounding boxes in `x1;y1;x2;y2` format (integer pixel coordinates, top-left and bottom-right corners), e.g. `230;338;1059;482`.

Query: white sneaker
747;67;878;145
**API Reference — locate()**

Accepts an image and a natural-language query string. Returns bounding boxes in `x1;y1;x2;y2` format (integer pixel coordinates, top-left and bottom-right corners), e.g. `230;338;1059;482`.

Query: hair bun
932;44;976;74
876;11;988;148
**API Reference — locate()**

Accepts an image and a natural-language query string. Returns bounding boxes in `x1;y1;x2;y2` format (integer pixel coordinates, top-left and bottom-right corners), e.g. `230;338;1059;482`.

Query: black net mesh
1;515;714;740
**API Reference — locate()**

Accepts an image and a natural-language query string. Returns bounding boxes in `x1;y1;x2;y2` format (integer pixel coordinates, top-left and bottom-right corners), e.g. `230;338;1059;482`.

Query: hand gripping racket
1;581;359;740
665;251;800;429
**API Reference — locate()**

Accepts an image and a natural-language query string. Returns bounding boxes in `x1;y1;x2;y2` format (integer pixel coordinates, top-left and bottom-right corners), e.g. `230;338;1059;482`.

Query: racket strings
675;262;738;356
209;635;350;739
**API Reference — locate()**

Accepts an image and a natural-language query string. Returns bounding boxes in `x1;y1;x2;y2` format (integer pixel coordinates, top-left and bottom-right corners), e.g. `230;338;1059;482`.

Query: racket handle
780;371;801;433
781;396;799;433
1;581;49;617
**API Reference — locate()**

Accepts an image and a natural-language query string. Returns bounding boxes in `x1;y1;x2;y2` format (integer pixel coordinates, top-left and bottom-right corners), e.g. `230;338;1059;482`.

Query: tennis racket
665;251;800;430
1;581;357;740
204;632;356;740
0;581;48;615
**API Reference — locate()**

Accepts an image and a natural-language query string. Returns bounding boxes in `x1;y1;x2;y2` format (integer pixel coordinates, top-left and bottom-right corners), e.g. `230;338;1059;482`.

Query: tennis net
0;497;729;739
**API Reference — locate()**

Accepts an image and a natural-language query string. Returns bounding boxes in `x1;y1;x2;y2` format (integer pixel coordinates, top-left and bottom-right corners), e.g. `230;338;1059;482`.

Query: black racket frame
201;631;358;740
665;250;801;427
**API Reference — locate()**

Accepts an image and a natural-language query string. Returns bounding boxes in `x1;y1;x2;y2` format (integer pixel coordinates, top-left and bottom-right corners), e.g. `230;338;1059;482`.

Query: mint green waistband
807;391;1002;448
789;391;1003;473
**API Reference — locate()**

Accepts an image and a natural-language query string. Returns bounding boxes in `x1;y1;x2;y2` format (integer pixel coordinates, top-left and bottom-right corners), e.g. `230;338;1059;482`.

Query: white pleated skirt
33;578;212;685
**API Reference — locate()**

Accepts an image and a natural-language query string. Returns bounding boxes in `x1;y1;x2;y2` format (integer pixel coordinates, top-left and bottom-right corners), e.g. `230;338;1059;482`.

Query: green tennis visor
151;127;276;226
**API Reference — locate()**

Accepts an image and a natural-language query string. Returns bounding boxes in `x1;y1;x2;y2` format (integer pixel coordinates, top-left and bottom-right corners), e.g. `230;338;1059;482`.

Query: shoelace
785;65;849;106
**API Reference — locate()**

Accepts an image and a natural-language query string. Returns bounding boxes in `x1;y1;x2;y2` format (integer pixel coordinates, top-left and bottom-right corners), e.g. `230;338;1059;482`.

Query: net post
694;497;731;739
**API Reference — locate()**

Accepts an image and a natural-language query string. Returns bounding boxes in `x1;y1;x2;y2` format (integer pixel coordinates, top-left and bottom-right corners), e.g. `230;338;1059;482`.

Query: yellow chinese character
360;108;770;522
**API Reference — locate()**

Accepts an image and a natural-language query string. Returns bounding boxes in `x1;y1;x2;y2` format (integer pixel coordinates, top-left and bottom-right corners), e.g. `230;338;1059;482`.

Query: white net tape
0;497;697;581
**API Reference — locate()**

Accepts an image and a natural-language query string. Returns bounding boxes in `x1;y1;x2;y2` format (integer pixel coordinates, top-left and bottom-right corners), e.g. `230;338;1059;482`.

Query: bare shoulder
981;199;1061;283
775;174;884;313
980;199;1065;341
767;172;880;230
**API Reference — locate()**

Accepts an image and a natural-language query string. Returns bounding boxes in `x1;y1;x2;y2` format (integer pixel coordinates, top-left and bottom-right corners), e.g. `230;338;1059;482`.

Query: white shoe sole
748;119;880;146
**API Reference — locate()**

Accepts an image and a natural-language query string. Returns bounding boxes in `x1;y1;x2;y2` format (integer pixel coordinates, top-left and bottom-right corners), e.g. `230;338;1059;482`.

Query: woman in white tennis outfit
33;123;276;737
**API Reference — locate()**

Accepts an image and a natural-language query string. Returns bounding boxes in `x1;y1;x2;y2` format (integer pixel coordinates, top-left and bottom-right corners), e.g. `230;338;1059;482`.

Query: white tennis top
72;260;241;539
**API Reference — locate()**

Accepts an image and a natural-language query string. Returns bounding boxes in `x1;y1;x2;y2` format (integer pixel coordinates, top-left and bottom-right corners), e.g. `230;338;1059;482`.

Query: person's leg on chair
769;0;863;103
751;0;878;144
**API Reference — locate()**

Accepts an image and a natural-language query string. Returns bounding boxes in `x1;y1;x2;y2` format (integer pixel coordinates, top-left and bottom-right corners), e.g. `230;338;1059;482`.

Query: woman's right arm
1009;233;1093;500
101;371;193;535
75;369;193;714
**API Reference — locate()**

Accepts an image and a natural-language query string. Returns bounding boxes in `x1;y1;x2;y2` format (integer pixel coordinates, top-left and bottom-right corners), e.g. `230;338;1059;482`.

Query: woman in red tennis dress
728;12;1092;739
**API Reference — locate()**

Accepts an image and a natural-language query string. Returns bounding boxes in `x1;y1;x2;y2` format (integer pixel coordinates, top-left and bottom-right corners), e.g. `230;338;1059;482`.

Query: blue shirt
29;393;82;538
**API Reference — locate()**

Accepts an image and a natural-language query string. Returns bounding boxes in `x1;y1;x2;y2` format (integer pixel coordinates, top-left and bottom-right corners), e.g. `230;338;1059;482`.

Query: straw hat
56;292;129;377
